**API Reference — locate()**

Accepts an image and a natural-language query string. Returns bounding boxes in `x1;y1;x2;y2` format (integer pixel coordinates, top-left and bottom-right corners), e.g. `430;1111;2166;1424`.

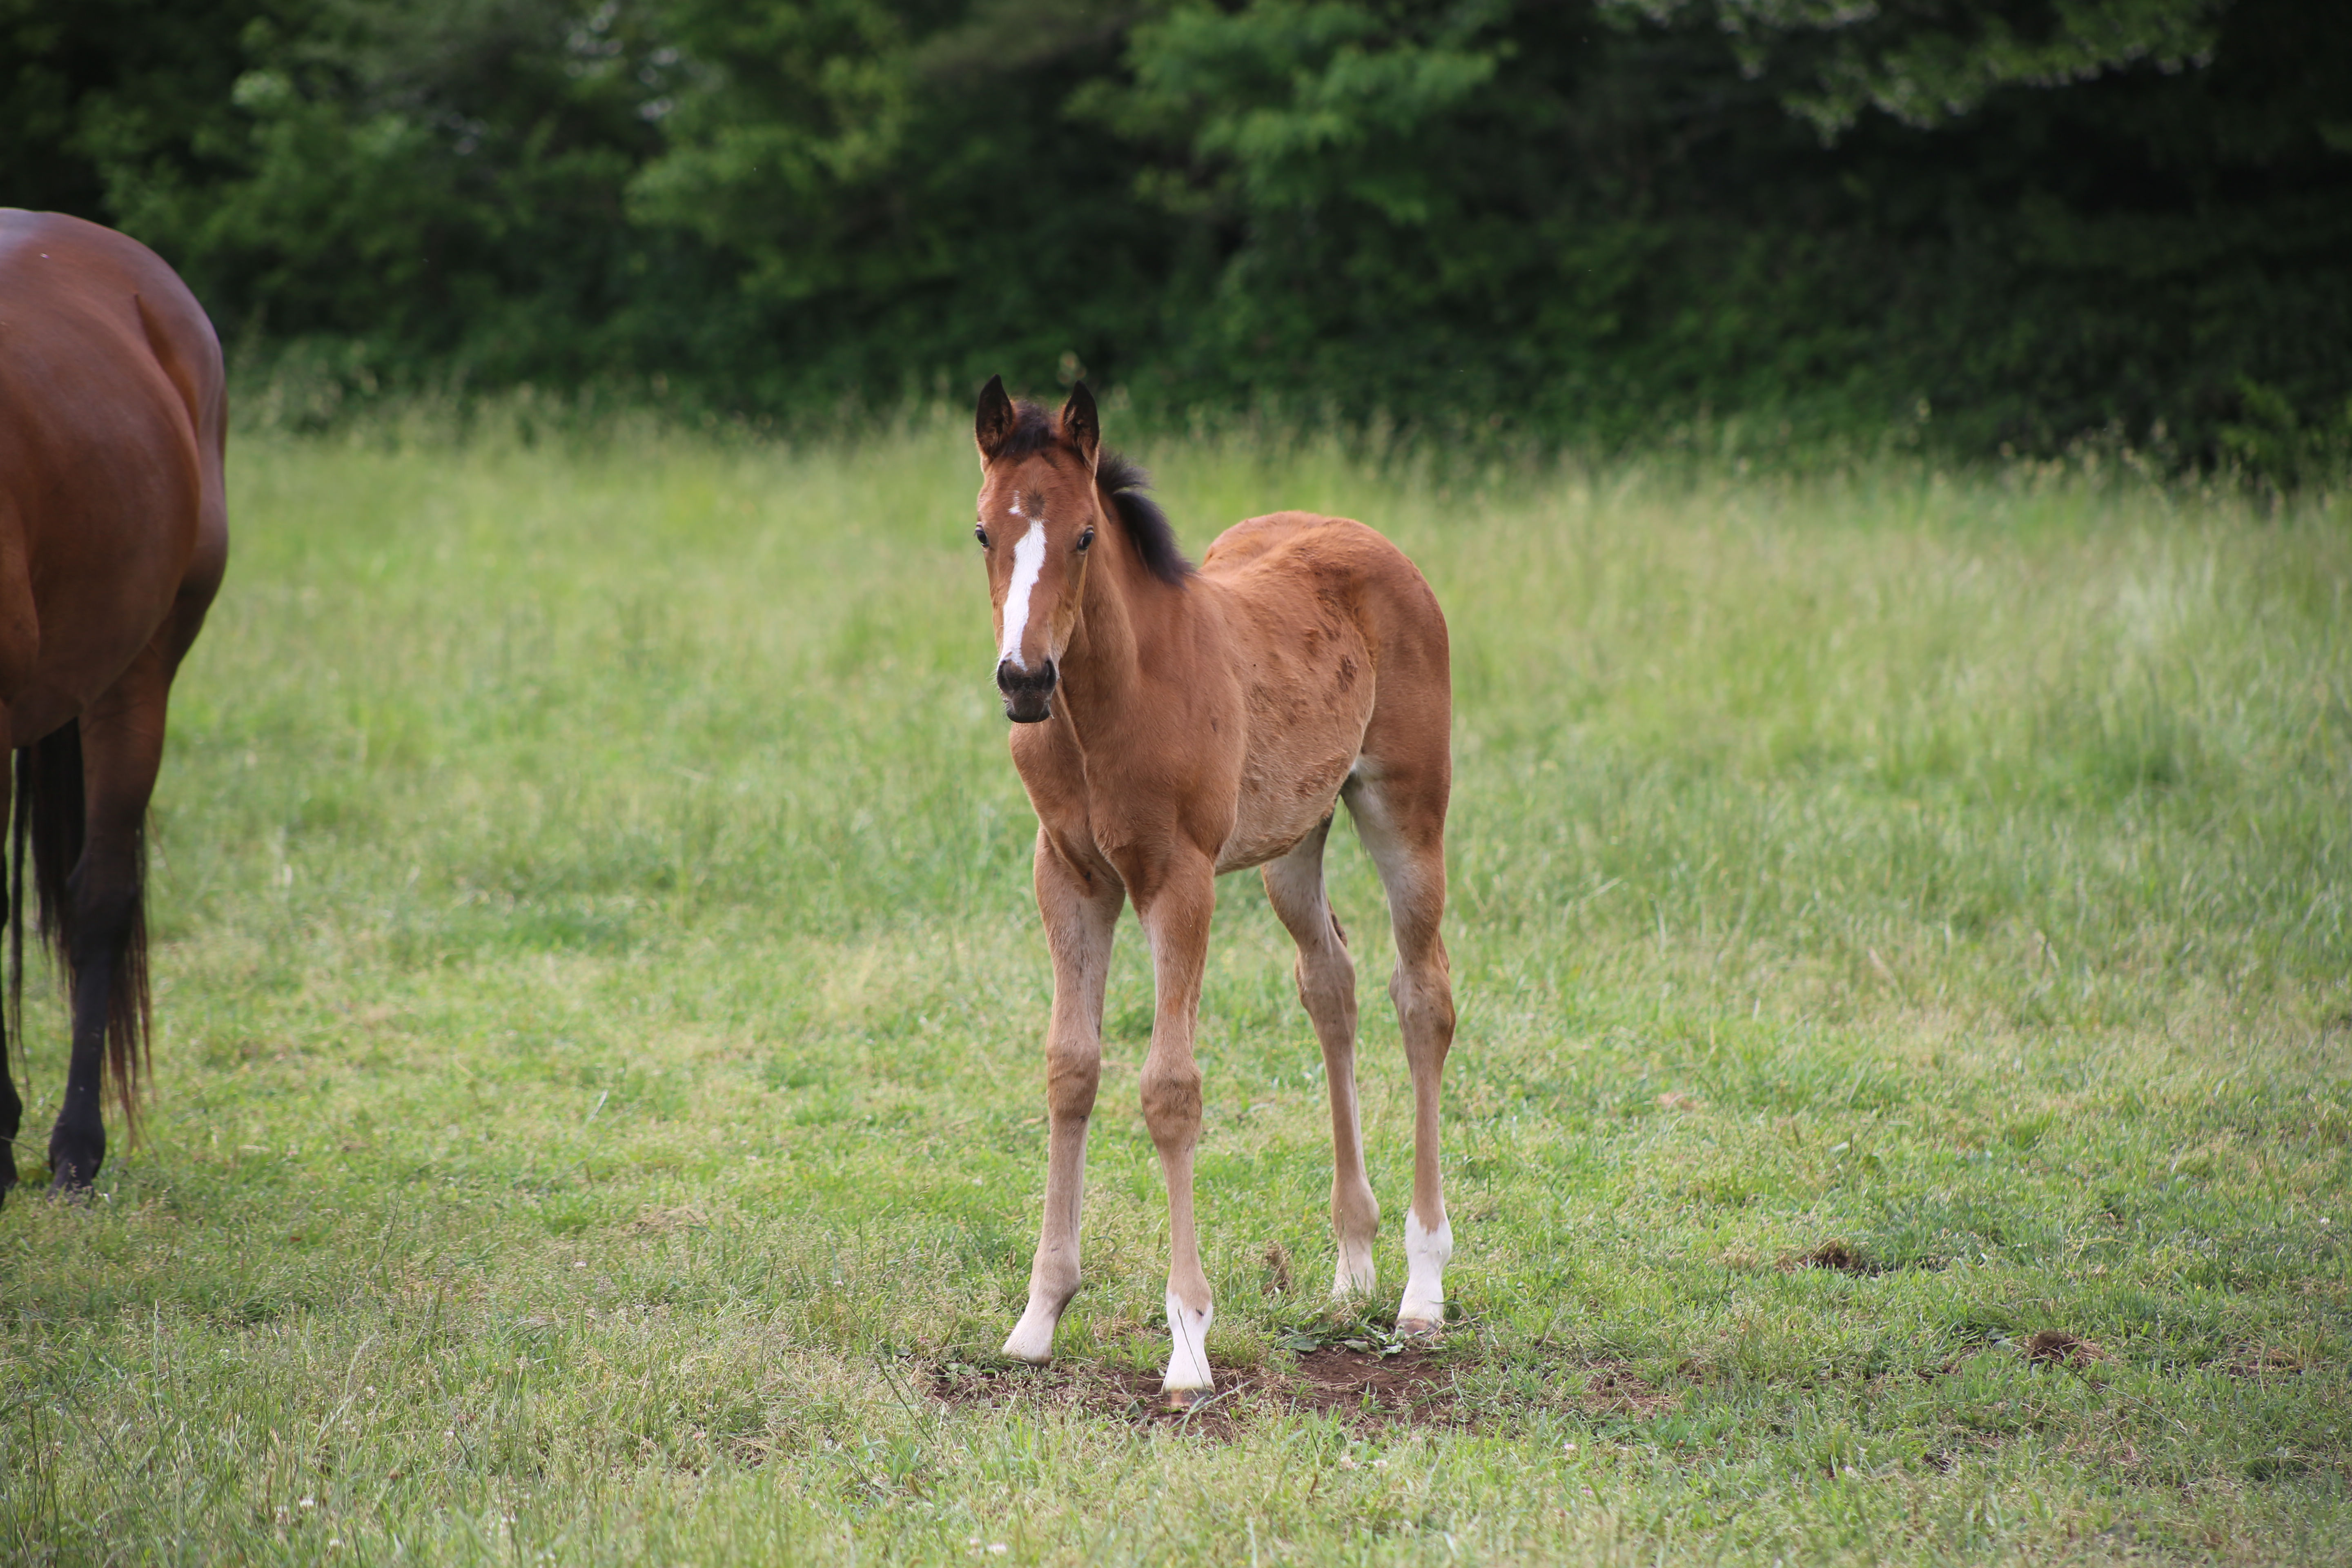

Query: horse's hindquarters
0;210;227;1194
0;212;224;741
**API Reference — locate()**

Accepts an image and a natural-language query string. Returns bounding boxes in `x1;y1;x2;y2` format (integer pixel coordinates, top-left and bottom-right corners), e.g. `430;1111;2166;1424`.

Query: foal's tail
11;726;148;1132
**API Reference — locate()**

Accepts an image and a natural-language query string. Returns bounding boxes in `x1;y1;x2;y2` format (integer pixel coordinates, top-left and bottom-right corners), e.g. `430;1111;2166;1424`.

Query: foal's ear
1060;381;1100;472
975;374;1017;463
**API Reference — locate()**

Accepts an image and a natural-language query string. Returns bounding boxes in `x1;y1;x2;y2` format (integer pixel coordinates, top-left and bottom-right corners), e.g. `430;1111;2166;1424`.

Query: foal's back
1198;511;1451;874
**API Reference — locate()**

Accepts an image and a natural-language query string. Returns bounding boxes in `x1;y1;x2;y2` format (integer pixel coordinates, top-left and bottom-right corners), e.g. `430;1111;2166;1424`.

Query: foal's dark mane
1000;399;1192;587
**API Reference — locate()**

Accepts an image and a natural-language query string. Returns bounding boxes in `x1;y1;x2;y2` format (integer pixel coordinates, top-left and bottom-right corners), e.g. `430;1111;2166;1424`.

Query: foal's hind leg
1003;831;1124;1363
47;655;169;1193
1343;759;1456;1337
1261;817;1380;1298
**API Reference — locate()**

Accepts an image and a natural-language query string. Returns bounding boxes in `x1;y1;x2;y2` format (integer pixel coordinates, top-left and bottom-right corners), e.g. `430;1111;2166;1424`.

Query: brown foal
971;377;1456;1404
0;211;227;1198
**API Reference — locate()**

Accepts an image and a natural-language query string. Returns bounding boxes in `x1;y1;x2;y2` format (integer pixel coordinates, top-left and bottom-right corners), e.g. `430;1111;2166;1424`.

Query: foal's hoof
1002;1312;1060;1365
1161;1384;1214;1412
1395;1316;1443;1342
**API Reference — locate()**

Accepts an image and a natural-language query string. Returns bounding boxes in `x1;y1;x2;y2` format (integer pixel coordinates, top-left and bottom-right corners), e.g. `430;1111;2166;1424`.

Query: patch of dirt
1273;1348;1471;1426
928;1347;1471;1438
2022;1330;2105;1367
1780;1240;1885;1275
925;1344;1702;1437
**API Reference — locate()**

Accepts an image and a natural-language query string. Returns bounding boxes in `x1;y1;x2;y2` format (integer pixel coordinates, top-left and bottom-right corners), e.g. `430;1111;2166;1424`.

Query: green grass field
3;414;2348;1564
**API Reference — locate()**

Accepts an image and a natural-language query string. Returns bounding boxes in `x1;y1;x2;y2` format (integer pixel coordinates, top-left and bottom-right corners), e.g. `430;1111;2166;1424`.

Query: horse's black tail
13;727;147;1134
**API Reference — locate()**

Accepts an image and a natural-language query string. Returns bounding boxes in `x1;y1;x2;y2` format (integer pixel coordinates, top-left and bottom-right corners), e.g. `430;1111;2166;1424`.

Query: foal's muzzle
996;657;1057;724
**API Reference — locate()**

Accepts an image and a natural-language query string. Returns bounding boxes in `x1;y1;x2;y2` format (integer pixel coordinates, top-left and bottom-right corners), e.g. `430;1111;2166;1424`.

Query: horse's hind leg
45;652;169;1193
0;751;16;1203
1343;755;1456;1338
1260;816;1380;1298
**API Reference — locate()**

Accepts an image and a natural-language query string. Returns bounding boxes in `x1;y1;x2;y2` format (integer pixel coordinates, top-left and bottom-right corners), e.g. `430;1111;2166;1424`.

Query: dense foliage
6;0;2348;460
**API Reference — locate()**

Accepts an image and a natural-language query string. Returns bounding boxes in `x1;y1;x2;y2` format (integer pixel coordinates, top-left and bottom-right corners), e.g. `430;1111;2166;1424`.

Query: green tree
1601;0;2227;136
2;0;2341;463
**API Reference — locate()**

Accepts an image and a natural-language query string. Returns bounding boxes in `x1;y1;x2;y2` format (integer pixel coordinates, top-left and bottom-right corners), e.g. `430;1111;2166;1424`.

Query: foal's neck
1057;493;1173;745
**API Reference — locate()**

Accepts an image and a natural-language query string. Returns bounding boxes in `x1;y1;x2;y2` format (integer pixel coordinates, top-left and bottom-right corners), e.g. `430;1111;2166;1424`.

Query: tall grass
3;411;2347;1564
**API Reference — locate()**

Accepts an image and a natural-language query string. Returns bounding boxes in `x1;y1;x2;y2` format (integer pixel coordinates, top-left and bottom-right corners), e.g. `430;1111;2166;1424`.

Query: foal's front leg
1132;850;1219;1405
1003;834;1123;1363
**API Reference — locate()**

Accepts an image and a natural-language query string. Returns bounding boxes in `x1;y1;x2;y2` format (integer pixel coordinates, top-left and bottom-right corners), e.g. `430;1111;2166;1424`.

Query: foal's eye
1076;527;1095;552
974;524;990;547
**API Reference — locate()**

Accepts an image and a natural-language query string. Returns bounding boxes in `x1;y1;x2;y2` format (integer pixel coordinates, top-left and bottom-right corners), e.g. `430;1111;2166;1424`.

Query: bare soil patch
929;1347;1472;1437
1780;1239;1889;1275
926;1348;1691;1436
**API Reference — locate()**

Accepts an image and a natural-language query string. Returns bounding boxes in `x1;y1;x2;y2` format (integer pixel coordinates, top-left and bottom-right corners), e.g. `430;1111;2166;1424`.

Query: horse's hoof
1395;1316;1443;1341
1161;1384;1214;1412
47;1142;100;1196
47;1175;94;1204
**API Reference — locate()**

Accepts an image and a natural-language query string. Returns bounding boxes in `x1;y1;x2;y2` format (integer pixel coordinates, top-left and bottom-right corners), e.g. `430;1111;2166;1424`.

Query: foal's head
971;374;1186;723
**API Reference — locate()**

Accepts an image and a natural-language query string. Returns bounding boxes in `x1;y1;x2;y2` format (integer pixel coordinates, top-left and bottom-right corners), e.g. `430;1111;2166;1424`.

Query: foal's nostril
996;657;1058;722
996;657;1058;697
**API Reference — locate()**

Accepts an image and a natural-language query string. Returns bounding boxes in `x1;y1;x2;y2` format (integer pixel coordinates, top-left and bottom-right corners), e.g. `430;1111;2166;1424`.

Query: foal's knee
1140;1060;1203;1151
1292;945;1356;1022
1045;1047;1101;1124
1390;965;1455;1060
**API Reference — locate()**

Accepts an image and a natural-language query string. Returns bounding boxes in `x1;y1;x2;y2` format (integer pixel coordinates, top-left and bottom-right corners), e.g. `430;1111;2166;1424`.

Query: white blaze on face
997;512;1050;670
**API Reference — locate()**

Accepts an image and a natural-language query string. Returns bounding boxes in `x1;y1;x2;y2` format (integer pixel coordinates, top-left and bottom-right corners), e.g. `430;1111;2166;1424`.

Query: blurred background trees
5;0;2346;462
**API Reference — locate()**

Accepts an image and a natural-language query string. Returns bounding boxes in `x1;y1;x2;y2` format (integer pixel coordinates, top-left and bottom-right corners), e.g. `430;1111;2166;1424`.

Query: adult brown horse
971;376;1457;1406
0;210;228;1200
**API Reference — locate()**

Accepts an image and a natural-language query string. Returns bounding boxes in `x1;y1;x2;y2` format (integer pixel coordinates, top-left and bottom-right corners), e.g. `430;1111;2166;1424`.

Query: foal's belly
1197;510;1385;873
1216;728;1362;873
